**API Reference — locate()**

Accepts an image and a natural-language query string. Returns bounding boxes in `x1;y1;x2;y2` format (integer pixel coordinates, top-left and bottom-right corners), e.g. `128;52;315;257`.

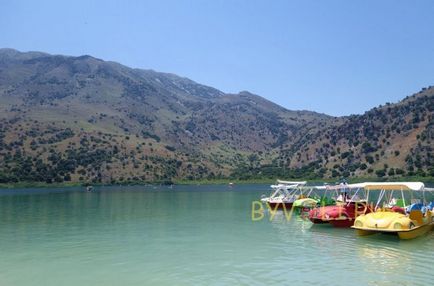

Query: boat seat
409;210;423;225
391;206;405;214
395;199;405;208
406;203;423;214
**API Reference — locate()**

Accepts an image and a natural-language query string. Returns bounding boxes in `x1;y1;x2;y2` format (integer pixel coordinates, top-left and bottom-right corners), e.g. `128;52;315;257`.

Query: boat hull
354;229;377;236
398;224;432;240
329;219;355;228
267;202;293;210
309;218;329;224
353;223;433;239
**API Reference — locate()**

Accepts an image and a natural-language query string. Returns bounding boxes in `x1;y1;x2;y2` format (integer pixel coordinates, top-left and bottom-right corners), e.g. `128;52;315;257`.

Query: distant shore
0;176;433;189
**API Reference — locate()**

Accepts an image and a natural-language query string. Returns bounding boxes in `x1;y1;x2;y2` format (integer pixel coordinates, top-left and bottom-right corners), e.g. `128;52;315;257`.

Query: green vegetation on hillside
0;49;432;185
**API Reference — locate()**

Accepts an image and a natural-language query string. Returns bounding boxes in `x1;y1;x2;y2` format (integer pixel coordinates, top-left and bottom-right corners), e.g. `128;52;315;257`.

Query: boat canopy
276;180;307;185
271;181;428;192
270;184;299;189
347;182;425;191
299;185;327;190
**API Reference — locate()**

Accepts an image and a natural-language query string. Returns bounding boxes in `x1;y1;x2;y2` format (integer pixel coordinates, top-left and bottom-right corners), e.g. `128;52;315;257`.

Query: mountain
0;48;432;184
283;88;434;178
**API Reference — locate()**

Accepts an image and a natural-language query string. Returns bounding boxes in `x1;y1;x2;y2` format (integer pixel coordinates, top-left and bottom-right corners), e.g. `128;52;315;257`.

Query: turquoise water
0;185;432;285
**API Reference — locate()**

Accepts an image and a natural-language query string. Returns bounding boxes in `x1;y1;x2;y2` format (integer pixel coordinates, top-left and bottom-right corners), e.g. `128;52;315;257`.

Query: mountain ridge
0;49;432;184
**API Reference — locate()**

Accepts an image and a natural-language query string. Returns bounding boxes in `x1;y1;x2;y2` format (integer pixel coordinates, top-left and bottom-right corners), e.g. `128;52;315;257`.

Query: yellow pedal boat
352;210;433;240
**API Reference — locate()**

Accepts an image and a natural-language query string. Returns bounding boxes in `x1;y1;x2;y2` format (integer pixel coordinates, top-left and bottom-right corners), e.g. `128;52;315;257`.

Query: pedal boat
308;183;372;227
352;209;433;240
309;200;372;227
261;180;307;209
351;182;434;239
293;185;335;212
293;198;318;209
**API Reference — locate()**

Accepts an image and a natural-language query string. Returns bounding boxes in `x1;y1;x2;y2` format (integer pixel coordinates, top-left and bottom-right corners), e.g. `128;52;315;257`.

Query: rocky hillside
281;88;433;178
0;48;432;184
0;49;332;184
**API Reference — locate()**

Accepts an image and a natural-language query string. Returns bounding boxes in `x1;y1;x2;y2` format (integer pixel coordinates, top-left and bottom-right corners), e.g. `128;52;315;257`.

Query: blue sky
1;0;434;116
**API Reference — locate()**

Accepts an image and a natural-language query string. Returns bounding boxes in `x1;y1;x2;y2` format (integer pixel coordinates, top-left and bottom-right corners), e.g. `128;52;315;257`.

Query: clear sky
1;0;434;116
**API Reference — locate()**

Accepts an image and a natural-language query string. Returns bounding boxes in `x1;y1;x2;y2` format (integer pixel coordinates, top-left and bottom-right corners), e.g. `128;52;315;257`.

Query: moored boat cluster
260;181;434;240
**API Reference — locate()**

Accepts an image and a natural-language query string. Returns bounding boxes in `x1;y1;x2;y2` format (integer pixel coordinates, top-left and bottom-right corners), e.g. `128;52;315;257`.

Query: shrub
387;168;395;176
375;169;386;177
165;145;176;152
359;163;368;170
365;156;374;164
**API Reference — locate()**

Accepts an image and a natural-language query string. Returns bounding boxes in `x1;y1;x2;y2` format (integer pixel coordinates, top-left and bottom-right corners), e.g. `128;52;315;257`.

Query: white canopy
276;180;307;185
346;182;425;191
270;184;299;189
299;185;328;190
270;181;428;192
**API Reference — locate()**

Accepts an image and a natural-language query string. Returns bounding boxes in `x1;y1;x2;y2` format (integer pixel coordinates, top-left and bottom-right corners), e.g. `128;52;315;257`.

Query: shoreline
0;176;433;189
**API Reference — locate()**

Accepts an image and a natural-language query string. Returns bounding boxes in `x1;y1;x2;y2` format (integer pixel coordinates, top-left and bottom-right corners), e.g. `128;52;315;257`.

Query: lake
0;184;432;285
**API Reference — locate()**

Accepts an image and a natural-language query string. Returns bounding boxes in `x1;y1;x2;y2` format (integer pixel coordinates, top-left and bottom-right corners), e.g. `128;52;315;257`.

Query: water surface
0;185;432;285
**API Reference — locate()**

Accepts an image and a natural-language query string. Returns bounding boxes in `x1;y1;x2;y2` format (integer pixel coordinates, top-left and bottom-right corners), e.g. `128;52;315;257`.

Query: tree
387;168;395;176
365;156;374;164
375;169;386;177
0;172;8;183
331;169;340;178
361;142;376;153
